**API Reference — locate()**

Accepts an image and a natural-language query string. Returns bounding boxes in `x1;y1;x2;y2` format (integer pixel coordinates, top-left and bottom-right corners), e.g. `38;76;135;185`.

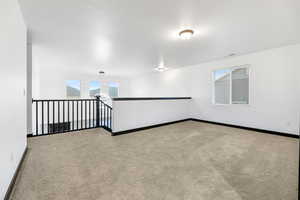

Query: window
108;82;119;98
213;69;231;104
213;66;249;104
66;80;81;98
231;68;249;104
89;81;100;97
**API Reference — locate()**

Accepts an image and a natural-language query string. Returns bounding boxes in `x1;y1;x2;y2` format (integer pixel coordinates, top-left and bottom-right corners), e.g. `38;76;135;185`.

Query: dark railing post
96;96;100;127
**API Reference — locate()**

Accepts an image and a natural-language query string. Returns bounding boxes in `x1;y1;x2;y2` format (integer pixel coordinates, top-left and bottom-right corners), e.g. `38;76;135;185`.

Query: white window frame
212;64;250;105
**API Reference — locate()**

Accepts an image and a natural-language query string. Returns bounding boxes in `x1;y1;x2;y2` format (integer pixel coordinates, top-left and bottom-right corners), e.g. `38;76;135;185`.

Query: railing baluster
102;101;104;127
106;106;108;128
94;101;96;127
96;98;100;127
67;100;70;130
85;100;87;128
102;103;104;127
47;101;49;134
107;106;110;128
62;101;66;132
107;106;109;129
53;101;55;133
77;100;79;130
81;100;83;129
72;101;74;130
105;104;107;128
58;100;60;132
103;103;105;127
109;108;112;130
89;100;91;128
42;101;44;134
107;105;109;128
100;101;102;126
104;104;106;128
36;101;38;135
107;106;109;128
93;100;95;127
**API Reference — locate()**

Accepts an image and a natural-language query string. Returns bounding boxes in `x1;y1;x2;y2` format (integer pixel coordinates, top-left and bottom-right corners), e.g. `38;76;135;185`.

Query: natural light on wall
213;66;249;105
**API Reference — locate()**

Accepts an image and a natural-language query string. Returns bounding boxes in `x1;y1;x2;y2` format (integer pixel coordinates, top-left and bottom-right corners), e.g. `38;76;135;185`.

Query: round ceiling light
179;29;194;40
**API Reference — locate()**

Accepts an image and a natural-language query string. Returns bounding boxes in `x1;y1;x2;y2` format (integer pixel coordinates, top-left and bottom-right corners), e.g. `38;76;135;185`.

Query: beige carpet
10;121;298;200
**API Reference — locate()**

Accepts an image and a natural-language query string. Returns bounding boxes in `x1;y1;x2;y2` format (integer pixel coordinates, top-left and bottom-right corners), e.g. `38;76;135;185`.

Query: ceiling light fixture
154;65;168;72
179;29;194;40
98;70;105;75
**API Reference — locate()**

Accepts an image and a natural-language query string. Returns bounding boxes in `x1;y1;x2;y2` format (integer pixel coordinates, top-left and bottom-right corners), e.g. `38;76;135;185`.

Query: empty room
1;0;300;199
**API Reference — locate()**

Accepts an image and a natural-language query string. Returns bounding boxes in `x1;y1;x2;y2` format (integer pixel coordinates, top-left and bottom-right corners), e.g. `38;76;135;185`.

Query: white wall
113;99;191;132
130;44;300;135
27;39;32;135
0;0;27;199
130;68;191;97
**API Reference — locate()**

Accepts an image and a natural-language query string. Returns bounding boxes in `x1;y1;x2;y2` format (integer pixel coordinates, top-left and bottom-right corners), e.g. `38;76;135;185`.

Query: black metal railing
29;96;112;137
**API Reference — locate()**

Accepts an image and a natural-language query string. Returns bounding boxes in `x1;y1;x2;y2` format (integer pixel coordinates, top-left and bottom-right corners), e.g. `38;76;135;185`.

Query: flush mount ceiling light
154;65;168;72
179;29;194;40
